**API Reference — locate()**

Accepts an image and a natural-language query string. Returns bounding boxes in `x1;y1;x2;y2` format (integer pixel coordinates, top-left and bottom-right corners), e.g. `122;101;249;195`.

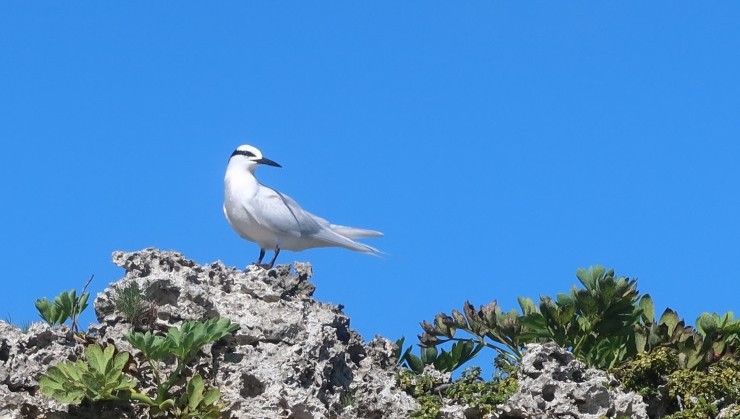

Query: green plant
444;367;517;413
339;392;356;409
397;369;442;419
397;265;740;418
40;317;239;418
416;266;740;374
124;317;240;410
666;359;740;418
4;313;32;333
418;266;643;371
113;282;151;326
634;297;740;370
612;346;679;401
176;374;224;419
397;367;517;419
39;344;137;404
395;336;484;374
34;275;93;332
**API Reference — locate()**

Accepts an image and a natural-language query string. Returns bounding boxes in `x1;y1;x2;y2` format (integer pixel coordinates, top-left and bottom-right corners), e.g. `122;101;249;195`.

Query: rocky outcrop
0;322;77;419
0;248;417;418
0;248;655;419
494;342;648;419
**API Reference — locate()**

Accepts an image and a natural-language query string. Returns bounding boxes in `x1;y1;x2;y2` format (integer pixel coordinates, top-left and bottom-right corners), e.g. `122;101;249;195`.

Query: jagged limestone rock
493;342;649;419
0;248;417;418
0;322;77;419
1;249;658;419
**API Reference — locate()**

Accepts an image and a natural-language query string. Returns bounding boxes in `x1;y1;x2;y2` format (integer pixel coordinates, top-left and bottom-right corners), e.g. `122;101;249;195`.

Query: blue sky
1;2;739;371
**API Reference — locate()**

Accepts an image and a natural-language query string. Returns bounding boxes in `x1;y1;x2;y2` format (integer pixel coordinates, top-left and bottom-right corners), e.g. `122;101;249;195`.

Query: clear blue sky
1;2;738;366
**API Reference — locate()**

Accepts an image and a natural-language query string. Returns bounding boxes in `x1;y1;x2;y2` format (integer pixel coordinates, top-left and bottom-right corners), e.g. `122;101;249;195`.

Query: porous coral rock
493;342;649;419
0;248;417;418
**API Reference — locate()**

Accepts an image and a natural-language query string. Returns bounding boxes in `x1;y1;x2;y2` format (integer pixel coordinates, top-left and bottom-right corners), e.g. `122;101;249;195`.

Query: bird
223;144;383;269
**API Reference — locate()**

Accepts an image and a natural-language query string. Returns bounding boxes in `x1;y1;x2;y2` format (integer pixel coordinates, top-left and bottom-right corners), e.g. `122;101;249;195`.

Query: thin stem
485;330;523;359
128;390;158;406
71;274;94;333
571;320;597;356
148;358;164;390
156;358;186;404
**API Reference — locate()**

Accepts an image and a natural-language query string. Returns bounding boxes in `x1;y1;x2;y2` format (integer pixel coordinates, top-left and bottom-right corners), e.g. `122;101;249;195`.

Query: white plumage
223;144;382;268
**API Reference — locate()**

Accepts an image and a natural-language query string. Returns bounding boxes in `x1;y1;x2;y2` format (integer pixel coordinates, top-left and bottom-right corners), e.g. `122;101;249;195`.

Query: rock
438;405;468;419
0;248;659;419
493;342;649;419
0;248;417;418
0;322;80;418
718;404;740;419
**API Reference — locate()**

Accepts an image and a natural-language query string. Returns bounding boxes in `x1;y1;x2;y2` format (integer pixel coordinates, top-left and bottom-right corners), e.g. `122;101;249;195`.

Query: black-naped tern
223;145;382;269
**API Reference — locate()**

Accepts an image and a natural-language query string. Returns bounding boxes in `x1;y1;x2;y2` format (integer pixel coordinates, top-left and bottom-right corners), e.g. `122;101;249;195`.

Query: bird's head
228;144;282;173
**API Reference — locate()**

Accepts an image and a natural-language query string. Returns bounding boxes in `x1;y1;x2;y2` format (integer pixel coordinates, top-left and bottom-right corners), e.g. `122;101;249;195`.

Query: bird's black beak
257;157;282;168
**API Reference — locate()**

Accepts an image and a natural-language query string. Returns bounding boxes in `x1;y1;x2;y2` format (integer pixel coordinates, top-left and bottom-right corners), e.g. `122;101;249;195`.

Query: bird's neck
224;166;260;195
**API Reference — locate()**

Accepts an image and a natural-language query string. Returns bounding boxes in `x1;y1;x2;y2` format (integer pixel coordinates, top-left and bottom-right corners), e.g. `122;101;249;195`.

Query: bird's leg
254;249;266;266
263;246;281;269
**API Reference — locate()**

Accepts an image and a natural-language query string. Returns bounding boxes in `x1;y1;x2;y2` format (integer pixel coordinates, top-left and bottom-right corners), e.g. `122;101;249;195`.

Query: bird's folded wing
250;186;324;237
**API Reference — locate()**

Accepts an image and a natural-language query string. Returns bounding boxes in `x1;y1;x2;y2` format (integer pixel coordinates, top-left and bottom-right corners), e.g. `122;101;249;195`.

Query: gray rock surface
1;248;657;419
493;342;648;419
0;322;77;419
0;248;417;418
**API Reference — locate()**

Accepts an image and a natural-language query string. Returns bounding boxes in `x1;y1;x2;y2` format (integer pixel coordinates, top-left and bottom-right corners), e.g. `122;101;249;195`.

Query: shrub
397;367;517;419
414;266;739;373
113;282;154;327
39;317;240;418
34;276;93;332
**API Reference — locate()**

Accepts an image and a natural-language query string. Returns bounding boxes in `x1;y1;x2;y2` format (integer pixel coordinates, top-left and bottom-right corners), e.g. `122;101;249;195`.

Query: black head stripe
231;149;256;158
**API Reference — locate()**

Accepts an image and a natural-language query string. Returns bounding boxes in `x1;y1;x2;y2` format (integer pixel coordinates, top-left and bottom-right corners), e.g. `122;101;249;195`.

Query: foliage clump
34;276;93;332
445;367;518;413
612;346;679;401
113;282;154;327
397;367;517;419
412;266;740;375
613;348;740;418
40;344;136;404
665;359;740;419
397;266;740;418
39;317;240;418
395;336;483;374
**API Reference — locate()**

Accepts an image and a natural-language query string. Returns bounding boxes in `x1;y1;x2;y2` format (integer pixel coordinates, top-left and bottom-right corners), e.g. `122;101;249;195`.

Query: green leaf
696;313;718;337
76;292;90;315
659;309;680;335
55;291;75;322
39;344;137;405
639;294;654;324
517;297;538;316
421;346;438;365
166;318;240;364
406;352;424;373
125;331;172;361
202;387;220;406
556;293;574;307
576;266;606;291
187;374;205;411
634;329;647;353
35;298;58;325
451;309;467;328
85;344;107;375
39;364;86;405
158;399;176;410
434;313;453;338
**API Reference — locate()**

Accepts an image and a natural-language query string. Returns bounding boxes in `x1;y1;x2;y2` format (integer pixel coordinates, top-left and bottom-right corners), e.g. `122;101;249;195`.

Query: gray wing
250;185;327;237
250;185;380;253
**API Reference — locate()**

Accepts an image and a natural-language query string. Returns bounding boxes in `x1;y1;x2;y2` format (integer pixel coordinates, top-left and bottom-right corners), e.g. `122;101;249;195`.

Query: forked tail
330;224;384;239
